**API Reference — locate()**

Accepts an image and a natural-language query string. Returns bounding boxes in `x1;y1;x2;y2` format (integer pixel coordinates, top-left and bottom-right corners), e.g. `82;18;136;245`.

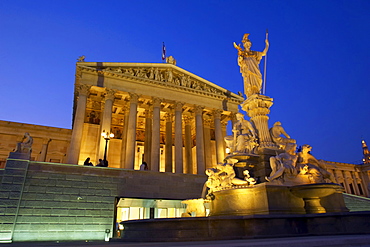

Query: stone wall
0;159;206;242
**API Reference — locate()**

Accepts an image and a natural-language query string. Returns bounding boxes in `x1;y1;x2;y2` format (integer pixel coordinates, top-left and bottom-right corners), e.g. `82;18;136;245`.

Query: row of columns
67;85;227;174
332;169;369;196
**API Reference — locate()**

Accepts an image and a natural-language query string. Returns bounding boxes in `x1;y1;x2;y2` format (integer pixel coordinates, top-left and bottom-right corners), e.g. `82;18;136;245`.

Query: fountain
118;33;370;242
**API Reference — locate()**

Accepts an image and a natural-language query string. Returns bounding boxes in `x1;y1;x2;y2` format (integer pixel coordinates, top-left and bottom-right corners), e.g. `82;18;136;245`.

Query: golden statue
234;33;269;97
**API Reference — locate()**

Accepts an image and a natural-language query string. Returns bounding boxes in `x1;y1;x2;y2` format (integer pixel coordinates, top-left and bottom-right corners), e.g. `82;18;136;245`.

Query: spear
263;29;268;95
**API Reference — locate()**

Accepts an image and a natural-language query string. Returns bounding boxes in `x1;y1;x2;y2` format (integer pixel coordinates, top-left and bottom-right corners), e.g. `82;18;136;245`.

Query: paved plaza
5;235;370;247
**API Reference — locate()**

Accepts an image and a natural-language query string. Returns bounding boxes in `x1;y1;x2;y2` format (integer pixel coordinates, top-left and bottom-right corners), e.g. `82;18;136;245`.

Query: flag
162;42;166;61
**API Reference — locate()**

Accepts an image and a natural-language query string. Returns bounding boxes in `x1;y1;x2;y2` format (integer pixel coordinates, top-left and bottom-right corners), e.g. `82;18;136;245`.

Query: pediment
77;62;243;101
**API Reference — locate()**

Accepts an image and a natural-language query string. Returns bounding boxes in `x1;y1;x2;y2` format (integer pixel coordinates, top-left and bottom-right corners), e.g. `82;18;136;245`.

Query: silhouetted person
84;157;93;166
140;162;148;170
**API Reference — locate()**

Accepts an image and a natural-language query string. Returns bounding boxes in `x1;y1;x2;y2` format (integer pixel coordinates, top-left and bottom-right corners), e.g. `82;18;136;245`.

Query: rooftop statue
270;121;296;149
166;55;176;65
77;55;85;62
231;113;258;154
234;33;269;97
297;144;336;183
14;132;33;154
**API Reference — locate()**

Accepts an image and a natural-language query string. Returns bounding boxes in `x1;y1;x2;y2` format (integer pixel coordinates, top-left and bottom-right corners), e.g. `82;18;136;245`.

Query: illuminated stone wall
0;159;206;242
0;120;71;168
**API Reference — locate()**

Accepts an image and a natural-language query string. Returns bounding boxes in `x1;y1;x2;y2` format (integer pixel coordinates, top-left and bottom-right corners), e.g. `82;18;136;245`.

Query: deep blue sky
0;0;369;164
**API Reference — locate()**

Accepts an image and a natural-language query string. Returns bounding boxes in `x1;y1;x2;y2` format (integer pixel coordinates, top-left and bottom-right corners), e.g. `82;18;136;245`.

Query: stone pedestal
209;183;348;217
241;94;276;149
8;152;31;160
209;184;305;216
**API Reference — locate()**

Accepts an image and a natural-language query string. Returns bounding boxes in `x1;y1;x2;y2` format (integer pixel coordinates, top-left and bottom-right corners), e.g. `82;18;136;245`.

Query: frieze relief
84;66;224;96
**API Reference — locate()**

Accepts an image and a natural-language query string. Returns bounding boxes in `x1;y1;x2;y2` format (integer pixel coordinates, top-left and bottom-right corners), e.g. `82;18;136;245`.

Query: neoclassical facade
66;61;243;174
2;59;370;243
0;60;369;198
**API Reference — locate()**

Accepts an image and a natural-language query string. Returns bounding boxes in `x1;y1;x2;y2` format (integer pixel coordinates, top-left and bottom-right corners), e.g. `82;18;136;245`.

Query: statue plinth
8;152;31;160
241;94;276;149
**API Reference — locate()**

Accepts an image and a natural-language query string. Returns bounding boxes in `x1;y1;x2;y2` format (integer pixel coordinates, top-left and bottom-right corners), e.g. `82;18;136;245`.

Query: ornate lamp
101;130;114;162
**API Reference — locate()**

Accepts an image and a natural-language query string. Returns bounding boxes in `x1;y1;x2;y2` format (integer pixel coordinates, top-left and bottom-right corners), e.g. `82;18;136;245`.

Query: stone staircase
343;193;370;211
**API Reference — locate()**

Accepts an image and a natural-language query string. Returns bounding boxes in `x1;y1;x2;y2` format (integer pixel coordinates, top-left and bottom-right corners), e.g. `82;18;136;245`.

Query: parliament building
0;59;370;242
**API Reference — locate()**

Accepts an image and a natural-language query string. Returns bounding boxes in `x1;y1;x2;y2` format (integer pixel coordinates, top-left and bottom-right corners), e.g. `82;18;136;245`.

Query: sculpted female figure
266;143;298;183
234;33;269;97
297;144;336;183
232;113;257;153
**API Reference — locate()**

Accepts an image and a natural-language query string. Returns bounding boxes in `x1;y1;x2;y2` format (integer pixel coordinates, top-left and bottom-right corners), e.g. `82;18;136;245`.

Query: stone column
98;89;116;159
241;94;275;149
195;105;205;174
221;121;228;142
165;112;173;172
358;172;368;197
174;102;184;173
39;138;51;162
351;171;360;195
67;84;91;164
241;94;275;181
150;97;161;171
184;116;193;174
120;102;129;168
343;171;352;194
335;170;346;189
203;117;212;169
125;93;139;169
213;110;225;163
143;108;152;166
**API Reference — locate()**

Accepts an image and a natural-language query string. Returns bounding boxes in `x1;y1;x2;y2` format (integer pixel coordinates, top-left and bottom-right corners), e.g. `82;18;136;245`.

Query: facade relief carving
99;66;224;95
86;110;100;124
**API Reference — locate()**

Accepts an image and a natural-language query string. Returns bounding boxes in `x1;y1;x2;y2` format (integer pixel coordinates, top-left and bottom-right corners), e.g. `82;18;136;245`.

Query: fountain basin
290;183;343;214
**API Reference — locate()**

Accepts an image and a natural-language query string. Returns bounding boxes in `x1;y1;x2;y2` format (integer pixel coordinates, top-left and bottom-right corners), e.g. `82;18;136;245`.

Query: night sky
0;1;369;164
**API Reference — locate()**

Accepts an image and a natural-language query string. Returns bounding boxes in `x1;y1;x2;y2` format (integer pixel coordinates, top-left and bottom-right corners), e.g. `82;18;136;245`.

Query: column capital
194;105;205;115
128;93;140;103
174;101;184;112
184;115;193;125
152;97;162;108
221;121;228;128
105;89;117;101
165;112;173;122
213;109;223;119
76;84;91;96
203;118;212;127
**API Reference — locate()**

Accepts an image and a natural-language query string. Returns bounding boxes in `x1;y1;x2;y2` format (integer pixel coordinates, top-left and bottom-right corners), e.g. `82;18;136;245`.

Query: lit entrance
114;198;187;237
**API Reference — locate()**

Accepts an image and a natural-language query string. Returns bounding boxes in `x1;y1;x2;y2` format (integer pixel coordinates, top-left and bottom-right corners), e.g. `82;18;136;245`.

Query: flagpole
263;29;268;95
